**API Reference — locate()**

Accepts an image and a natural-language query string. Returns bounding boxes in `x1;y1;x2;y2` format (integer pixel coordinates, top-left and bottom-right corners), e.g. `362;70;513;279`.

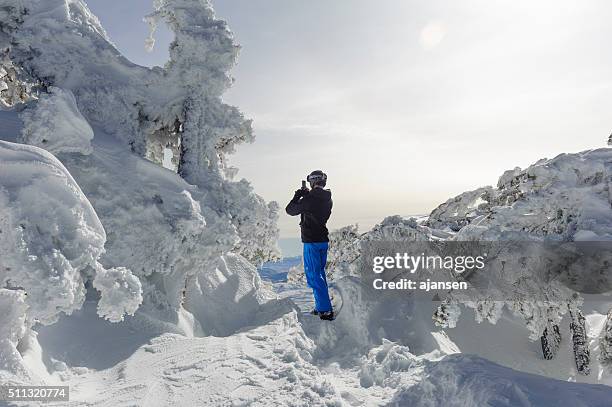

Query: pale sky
87;0;612;237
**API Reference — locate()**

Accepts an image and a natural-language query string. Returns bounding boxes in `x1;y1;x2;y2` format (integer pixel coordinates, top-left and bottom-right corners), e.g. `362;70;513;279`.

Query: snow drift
390;354;612;407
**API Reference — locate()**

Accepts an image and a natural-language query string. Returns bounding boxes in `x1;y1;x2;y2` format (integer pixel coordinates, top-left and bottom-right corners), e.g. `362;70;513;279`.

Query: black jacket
285;187;333;243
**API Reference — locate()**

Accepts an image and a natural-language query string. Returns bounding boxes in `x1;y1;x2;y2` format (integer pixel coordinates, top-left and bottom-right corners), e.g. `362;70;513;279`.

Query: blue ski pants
303;242;332;312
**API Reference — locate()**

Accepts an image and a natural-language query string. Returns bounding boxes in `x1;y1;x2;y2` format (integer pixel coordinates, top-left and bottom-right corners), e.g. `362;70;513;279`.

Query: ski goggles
307;173;327;183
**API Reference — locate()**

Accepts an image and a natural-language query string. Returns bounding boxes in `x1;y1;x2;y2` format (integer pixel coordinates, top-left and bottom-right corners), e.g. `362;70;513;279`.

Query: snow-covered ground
1;0;612;406
1;258;609;406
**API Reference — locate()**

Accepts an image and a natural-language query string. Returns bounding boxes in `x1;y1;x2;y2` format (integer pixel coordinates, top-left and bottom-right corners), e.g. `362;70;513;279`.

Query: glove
293;189;308;199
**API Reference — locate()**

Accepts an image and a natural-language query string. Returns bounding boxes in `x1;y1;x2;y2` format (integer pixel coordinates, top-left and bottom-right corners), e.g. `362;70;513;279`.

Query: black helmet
307;170;327;187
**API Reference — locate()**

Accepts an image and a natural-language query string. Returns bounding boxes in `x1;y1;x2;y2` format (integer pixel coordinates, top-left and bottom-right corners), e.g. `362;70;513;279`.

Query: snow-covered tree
0;141;142;327
0;0;279;319
569;303;591;375
599;308;612;363
426;186;495;232
328;148;612;365
540;324;562;360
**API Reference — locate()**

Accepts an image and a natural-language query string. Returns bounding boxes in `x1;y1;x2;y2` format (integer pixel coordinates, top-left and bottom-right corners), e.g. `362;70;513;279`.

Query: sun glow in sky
87;0;612;237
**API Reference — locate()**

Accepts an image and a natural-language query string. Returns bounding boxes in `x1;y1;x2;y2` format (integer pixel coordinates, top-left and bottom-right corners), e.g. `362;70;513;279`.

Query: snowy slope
30;302;342;407
4;292;608;407
391;354;612;407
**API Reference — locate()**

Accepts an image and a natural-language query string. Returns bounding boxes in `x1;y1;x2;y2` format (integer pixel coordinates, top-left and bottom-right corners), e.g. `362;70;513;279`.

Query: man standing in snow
285;170;334;320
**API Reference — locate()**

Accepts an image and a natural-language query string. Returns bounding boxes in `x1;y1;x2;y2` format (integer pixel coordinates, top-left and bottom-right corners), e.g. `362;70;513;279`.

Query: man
285;170;334;321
